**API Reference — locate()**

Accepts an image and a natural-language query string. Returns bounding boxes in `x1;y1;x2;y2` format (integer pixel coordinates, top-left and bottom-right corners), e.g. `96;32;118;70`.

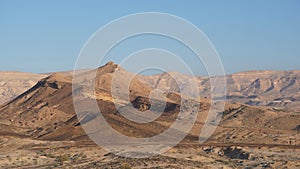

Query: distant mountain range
0;71;46;105
1;65;299;111
0;62;299;145
142;70;300;111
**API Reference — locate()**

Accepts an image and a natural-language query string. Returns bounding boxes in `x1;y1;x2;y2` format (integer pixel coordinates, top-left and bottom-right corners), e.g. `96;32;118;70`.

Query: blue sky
0;0;299;75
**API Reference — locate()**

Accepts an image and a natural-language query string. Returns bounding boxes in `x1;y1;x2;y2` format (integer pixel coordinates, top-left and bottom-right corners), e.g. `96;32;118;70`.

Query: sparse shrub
56;154;69;163
45;153;55;158
120;163;132;169
71;154;79;162
196;164;202;168
75;152;86;159
33;158;38;165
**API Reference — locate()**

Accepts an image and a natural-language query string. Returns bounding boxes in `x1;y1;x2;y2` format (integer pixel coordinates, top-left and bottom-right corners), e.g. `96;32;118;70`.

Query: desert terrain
0;62;299;168
0;72;46;105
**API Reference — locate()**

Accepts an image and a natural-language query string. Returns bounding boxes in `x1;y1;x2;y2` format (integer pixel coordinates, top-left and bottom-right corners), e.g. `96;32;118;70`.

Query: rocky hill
0;63;299;168
1;67;300;111
0;63;299;146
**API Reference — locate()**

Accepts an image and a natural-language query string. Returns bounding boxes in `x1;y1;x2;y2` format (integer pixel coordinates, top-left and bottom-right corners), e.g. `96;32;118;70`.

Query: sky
0;0;300;75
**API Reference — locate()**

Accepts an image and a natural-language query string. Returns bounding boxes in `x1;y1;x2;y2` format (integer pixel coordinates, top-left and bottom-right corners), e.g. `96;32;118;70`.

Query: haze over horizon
1;0;299;75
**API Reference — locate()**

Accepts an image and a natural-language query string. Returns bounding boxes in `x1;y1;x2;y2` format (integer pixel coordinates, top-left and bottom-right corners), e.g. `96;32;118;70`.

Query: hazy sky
1;0;299;75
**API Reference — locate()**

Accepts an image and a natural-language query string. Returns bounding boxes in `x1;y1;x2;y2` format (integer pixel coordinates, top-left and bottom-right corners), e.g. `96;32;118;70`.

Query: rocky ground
0;136;299;169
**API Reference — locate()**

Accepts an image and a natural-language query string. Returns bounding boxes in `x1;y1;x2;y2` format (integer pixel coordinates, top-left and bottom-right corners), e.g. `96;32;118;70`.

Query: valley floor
0;136;299;169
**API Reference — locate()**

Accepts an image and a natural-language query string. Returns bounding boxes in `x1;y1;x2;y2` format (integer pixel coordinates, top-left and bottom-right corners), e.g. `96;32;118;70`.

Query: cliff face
225;70;300;110
141;70;300;111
